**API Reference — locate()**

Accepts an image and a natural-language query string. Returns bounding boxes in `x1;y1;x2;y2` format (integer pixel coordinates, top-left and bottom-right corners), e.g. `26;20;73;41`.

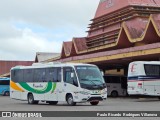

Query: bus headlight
101;89;107;95
101;91;107;95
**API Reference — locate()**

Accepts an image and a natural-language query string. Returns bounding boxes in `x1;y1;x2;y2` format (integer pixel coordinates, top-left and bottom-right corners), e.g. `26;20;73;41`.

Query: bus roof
0;77;10;80
130;61;160;65
11;62;97;70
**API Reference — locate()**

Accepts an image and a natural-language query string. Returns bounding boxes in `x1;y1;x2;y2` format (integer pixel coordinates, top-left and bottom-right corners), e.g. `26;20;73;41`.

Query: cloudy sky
0;0;99;61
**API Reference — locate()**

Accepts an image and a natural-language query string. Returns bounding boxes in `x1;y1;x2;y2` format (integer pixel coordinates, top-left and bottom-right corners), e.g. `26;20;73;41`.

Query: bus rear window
144;64;160;76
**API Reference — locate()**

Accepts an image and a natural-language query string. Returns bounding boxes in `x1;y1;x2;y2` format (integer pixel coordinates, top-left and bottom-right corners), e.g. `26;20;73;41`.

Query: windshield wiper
92;79;106;87
92;79;103;84
81;79;103;88
81;79;96;86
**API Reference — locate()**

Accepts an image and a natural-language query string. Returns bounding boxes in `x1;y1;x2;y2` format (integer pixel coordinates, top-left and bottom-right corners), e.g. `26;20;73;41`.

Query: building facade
47;0;160;74
0;61;33;77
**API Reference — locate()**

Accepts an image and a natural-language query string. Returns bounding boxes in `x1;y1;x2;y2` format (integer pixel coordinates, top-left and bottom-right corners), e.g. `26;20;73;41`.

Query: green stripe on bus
19;82;56;94
51;83;56;93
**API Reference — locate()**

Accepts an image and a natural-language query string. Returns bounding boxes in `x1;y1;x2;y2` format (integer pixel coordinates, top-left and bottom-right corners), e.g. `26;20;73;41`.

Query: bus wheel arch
3;91;10;96
111;91;118;97
66;93;76;106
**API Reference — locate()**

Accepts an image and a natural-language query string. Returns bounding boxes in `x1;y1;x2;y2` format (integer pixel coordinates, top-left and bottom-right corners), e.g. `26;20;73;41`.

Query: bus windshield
75;66;106;90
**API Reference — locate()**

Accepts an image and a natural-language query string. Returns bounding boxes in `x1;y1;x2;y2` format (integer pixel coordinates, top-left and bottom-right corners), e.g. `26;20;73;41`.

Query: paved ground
0;96;160;120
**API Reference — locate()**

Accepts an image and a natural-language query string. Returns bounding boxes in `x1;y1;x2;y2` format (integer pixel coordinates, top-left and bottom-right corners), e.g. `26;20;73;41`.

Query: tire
48;101;58;105
28;93;38;104
3;91;10;96
66;94;76;106
111;91;118;97
90;101;99;105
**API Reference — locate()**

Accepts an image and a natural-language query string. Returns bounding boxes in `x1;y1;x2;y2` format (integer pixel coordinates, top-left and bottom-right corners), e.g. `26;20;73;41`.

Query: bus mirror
71;73;74;78
101;71;104;76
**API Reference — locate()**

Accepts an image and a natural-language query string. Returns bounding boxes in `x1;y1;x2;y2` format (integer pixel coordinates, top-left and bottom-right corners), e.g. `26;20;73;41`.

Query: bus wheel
90;101;99;105
4;91;10;96
66;94;76;106
28;93;38;104
111;91;118;97
48;101;58;105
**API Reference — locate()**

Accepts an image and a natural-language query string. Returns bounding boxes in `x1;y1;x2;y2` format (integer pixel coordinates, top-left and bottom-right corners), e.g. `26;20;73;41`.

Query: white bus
10;62;107;106
104;75;127;97
127;61;160;99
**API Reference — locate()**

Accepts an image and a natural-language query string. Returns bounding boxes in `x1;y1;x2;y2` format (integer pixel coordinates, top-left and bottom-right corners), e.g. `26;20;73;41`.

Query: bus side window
46;68;56;82
144;64;160;76
45;67;61;82
33;68;46;82
57;68;61;82
23;69;34;82
11;70;23;83
107;76;111;83
121;76;127;89
112;76;120;83
63;67;78;87
11;70;15;82
0;80;9;85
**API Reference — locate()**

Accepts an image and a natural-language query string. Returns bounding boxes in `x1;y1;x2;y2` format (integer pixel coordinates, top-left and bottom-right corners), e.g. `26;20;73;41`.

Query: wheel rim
29;95;33;103
68;97;73;105
112;92;117;97
5;92;9;96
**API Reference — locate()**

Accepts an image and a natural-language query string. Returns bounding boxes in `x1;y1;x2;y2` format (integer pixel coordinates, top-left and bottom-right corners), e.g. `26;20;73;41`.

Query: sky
0;0;99;61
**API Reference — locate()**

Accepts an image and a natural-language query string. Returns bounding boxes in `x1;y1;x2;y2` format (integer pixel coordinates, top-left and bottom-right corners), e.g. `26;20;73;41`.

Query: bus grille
87;97;103;101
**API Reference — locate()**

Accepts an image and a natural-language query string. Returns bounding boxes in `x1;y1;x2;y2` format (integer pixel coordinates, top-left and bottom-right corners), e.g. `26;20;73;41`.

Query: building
0;52;60;77
35;52;60;63
48;0;160;75
0;61;33;77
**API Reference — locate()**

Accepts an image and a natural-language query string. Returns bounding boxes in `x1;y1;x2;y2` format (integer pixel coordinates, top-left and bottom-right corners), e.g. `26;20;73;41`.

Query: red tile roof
58;14;160;59
52;1;160;62
73;37;87;52
59;42;160;63
0;61;33;76
61;41;73;58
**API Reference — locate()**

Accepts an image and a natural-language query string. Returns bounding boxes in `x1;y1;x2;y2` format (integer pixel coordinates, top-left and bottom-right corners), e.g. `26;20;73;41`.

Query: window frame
0;80;10;85
11;67;62;83
11;69;24;83
63;67;78;87
144;64;160;77
23;69;34;82
45;67;62;82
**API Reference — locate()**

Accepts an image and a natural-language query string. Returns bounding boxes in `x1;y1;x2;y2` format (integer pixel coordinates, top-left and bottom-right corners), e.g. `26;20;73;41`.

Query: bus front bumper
73;93;107;102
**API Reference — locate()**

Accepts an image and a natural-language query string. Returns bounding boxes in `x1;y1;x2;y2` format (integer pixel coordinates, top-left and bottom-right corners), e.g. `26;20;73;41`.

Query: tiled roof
59;14;160;59
73;37;87;52
59;42;160;63
60;37;88;58
61;41;73;58
51;0;160;61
